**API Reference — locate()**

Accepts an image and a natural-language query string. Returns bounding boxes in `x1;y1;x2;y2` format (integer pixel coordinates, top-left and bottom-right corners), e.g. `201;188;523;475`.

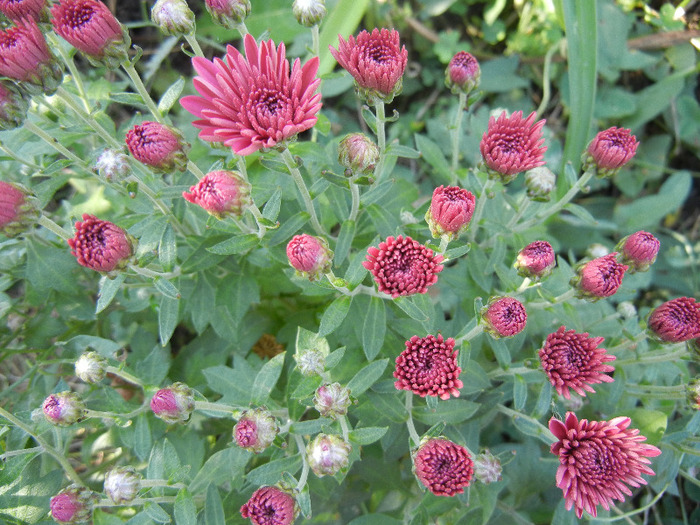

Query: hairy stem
450;92;467;182
404;392;421;448
280;146;325;236
37;215;72;240
121;62;163;123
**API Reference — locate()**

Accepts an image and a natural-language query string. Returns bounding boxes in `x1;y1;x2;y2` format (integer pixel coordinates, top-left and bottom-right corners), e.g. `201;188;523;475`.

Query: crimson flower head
0;0;47;22
572;253;628;301
329;28;408;103
647;297;700;343
514;240;555;281
445;51;480;96
50;0;130;68
150;382;195;424
481;296;527;338
0;181;38;237
425;185;476;241
480;110;547;183
363;235;444;298
584;127;638;177
394;334;462;400
539;326;615;399
125;121;189;172
414;438;474;497
549;412;661;519
50;485;98;524
0;22;63;94
181;34;321;156
240;486;297;525
286;234;333;281
183;170;251;219
68;214;134;274
616;230;660;273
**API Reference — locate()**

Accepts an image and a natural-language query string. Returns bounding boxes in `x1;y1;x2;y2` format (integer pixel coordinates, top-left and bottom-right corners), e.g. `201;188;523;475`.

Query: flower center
66;4;95;29
364;42;393;64
255;88;283;116
0;29;20;49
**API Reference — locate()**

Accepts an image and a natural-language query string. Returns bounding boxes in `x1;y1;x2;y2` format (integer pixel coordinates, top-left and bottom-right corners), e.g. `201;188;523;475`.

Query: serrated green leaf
295;327;330;358
110;92;146;106
415;134;451;183
133;413;152;461
96;273;126;314
267;211;310;246
26;238;75;294
291;374;323;400
246;455;302;486
189;448;250;493
325;347;346;369
154;278;181;300
412;399;479;425
347;359;388;397
334;220;355;265
318;296;352;337
444;243;471;261
362;297;386;361
251;353;285;405
513;374;527;411
157;76;185;114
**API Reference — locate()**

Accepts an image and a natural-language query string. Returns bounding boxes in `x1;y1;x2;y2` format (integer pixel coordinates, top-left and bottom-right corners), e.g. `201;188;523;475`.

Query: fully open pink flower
414;438;474;496
181;33;321;156
539;326;615;399
0;0;46;21
647;297;700;343
426;185;476;240
0;22;62;92
240;486;297;525
394;334;462;400
586;127;638;176
482;296;527;337
329;28;408;102
573;253;628;300
480;110;547;181
549;412;661;519
363;235;443;298
68;214;133;273
182;170;251;219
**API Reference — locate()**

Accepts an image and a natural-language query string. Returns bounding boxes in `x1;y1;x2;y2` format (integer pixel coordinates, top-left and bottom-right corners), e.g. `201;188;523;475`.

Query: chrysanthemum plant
0;1;698;524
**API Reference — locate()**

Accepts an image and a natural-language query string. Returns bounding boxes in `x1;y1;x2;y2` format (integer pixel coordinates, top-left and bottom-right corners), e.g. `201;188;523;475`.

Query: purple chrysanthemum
0;22;62;92
150;383;195;424
240;486;297;525
0;0;46;21
67;214;133;273
414;438;474;497
647;297;700;343
445;51;480;95
286;234;333;281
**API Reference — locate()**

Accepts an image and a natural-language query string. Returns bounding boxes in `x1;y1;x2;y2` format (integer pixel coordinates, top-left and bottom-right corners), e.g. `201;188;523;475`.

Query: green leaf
349;426;388;445
134;345;170;386
96;273;126;314
627;408;667;446
291;374;323;400
444;243;471;261
295;327;330;358
267;211;310;246
25;238;75;294
263;188;282;222
203;364;253;405
144;502;171;523
318;295;352;337
290;417;332;434
513;374;527;411
325;347;346;369
412;399;479;425
205;485;225;525
109;92;146;107
510;414;553;445
0;455;62;524
532;380;552;419
189;448;250;493
158;76;185;114
158;295;179;346
348;515;402;525
385;143;421;159
366;204;399;239
133;413;152;461
415;134;451;183
154;278;181;300
346;359;388;397
362;297;386;361
206;234;260;255
158;223;177;271
334;220;355;265
174;489;196;525
246;455;302;486
563;203;598;226
251;353;285;405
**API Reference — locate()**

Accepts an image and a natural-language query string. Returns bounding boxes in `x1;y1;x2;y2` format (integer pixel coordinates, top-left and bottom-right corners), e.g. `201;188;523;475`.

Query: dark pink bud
394;334;462;400
617;231;660;273
286;234;333;281
240;486;298;525
481;297;527;338
67;214;134;273
125;121;189;172
0;181;38;237
0;0;47;22
205;0;250;28
647;297;700;343
572;253;628;301
50;485;98;524
445;51;480;95
414;438;474;497
426;185;476;241
584;127;638;177
42;392;86;426
514;240;555;280
150;382;195;424
329;28;408;103
363;235;444;298
183;170;251;219
233;408;278;453
480;110;547;182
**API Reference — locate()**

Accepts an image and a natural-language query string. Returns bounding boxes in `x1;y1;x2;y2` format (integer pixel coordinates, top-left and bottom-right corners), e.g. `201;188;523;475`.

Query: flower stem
514;278;532;294
194;401;238;414
614;346;687;367
0;406;84;486
348;181;361;222
37;215;72;241
0;140;42;169
468;177;494;242
187;161;205;180
105;365;144;387
339;416;350;443
404;392;421;448
127;264;181;280
121;62;164;123
310;24;320;58
236;21;249;37
97;496;177;507
23;120;88;168
140;479;187;489
294;434;309;492
246;204;269;239
49;34;91;113
438;236;450;255
496;404;554;444
183;33;204;57
280;146;325;236
373;98;387;180
0;446;42;461
55;87;123;149
527;288;576;310
454;323;483;346
488;366;536;379
506;195;531;229
450;92;467;183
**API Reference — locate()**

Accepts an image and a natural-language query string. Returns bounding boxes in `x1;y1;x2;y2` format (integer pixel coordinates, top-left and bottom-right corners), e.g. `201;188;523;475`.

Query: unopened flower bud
183;170;251;219
240;486;298;525
293;0;326;27
647;297;700;343
205;0;250;29
571;254;628;301
445;51;480;96
617;301;637;319
481;296;527;338
104;466;141;504
295;348;325;376
150;382;195;424
50;485;98;524
42;392;86;426
414;437;474;496
68;214;135;274
75;351;107;384
583;127;638;178
95;149;129;181
514;240;555;281
0;0;48;22
524;166;556;201
233;408;278;453
338;133;379;176
0;81;28;130
688;379;700;411
125;121;190;173
426;185;476;241
306;434;351;477
0;181;39;237
616;231;660;273
286;234;333;281
314;383;351;419
151;0;195;36
473;450;502;484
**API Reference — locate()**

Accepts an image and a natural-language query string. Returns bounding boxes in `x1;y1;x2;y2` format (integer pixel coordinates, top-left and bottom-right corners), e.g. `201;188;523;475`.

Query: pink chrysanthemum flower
414;438;474;497
647;297;700;343
549;412;661;519
125;121;189;172
329;28;408;103
617;231;660;273
514;240;555;280
150;382;195;424
394;334;463;400
0;22;62;93
572;253;628;301
50;485;98;524
50;0;129;68
445;51;480;95
0;0;46;21
181;34;321;156
480;110;547;183
539;326;615;399
240;486;297;525
182;170;251;219
481;296;527;338
286;234;333;281
67;214;134;273
363;235;444;298
584;127;638;177
425;185;476;241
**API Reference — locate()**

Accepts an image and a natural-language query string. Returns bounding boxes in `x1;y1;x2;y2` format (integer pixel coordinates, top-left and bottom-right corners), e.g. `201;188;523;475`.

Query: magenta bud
481;296;527;338
514;240;555;281
0;181;39;237
68;214;135;274
42;392;86;426
306;433;352;477
414;438;473;496
338;133;379;175
50;485;98;524
314;383;351;419
205;0;251;29
647;297;700;343
125;121;190;173
426;185;476;241
240;486;298;525
473;450;502;484
104;466;142;504
182;170;251;219
583;127;638;178
616;231;660;273
286;234;333;281
150;382;195;424
233;408;278;453
151;0;196;36
445;51;480;96
74;351;107;384
571;253;628;301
